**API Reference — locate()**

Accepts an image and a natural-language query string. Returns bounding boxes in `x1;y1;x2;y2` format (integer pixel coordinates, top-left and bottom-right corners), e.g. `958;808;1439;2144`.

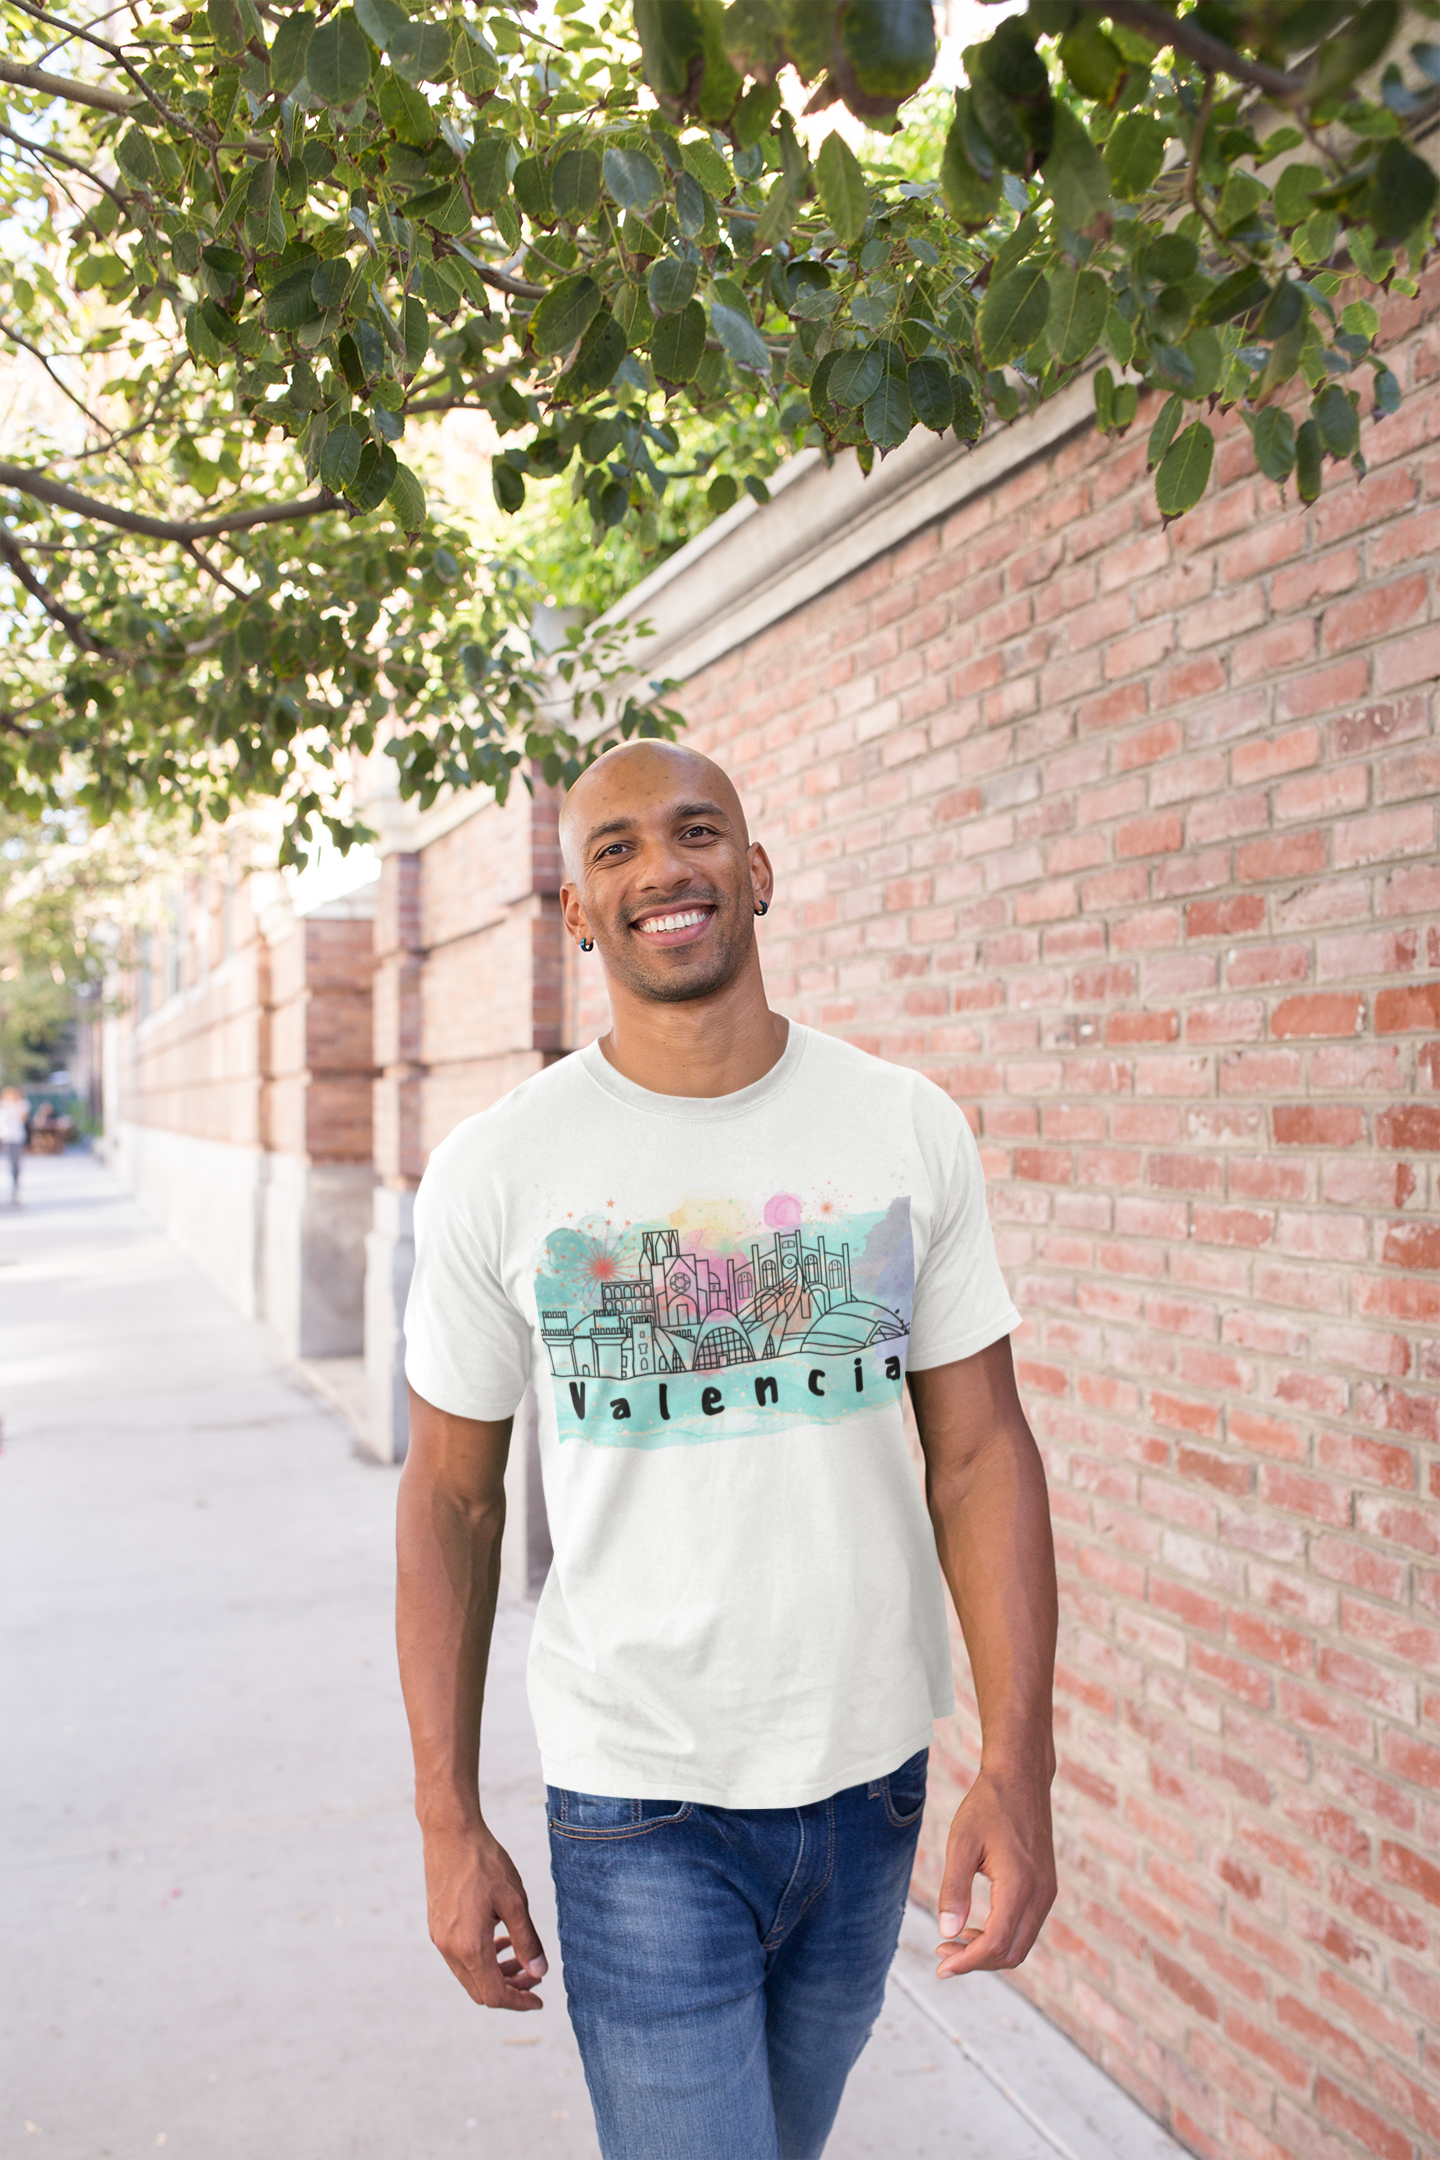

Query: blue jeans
547;1749;928;2160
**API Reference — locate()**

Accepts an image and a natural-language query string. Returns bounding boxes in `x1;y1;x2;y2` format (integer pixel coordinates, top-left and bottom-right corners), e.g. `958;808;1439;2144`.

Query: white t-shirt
404;1023;1021;1809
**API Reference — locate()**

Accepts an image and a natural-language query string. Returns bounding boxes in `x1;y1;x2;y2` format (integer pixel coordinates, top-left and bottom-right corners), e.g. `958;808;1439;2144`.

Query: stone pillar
365;851;423;1461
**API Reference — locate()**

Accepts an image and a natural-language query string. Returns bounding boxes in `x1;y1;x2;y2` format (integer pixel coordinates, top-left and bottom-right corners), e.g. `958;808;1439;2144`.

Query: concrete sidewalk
1;1152;1184;2160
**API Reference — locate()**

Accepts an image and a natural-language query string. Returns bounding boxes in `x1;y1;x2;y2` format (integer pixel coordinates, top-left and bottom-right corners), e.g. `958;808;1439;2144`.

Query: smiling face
559;743;772;1007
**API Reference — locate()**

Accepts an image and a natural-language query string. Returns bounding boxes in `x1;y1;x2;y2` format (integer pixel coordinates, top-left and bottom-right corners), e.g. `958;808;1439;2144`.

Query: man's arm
395;1384;548;2010
908;1334;1058;1979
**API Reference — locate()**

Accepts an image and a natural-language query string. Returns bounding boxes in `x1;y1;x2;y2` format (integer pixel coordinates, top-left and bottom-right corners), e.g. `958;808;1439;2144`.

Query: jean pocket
547;1788;693;1840
879;1748;929;1830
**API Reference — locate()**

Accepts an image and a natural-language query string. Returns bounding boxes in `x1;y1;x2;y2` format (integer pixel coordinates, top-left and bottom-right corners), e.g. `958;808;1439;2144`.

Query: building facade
105;271;1440;2160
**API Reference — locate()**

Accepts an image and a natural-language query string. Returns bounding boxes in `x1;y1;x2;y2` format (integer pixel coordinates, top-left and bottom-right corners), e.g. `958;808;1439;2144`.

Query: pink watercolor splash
763;1192;803;1229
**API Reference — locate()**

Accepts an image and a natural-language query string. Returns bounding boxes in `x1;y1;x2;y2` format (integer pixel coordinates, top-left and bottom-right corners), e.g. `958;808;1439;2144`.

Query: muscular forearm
911;1346;1056;1769
910;1339;1058;1974
928;1422;1057;1773
395;1395;508;1832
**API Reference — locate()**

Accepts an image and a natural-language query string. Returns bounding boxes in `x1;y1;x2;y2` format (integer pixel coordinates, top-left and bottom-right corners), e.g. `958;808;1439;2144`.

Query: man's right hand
422;1822;549;2011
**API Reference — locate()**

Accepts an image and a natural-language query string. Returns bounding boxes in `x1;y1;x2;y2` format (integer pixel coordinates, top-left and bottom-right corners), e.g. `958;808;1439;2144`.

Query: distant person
0;1087;28;1201
396;742;1057;2160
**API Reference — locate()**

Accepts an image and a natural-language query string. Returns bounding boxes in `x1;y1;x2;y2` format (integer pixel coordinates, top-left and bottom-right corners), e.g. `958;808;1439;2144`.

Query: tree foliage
0;0;1435;849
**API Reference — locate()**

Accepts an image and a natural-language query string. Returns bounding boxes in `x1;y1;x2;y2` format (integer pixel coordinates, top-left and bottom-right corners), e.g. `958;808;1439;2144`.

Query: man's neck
597;961;789;1099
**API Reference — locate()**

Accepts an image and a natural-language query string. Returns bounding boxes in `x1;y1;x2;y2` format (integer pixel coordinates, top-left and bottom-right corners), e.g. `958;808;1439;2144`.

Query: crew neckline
578;1020;807;1121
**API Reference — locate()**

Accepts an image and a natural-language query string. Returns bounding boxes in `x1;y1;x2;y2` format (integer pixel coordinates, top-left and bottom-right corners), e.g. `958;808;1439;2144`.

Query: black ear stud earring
754;899;769;917
579;937;594;951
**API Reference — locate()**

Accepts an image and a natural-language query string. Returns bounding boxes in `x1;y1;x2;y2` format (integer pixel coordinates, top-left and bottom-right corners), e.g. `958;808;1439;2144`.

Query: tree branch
0;523;103;650
0;316;113;437
0;54;134;113
0;463;343;539
0;118;130;207
1083;0;1308;99
182;539;246;597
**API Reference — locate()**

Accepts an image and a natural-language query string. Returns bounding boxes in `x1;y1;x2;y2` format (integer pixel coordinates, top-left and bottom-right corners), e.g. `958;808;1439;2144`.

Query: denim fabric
547;1749;928;2160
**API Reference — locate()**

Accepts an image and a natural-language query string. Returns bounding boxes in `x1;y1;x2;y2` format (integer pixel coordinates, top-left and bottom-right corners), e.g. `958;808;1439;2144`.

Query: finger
936;1833;983;1943
496;1886;548;1982
441;1942;546;2011
936;1885;1032;1976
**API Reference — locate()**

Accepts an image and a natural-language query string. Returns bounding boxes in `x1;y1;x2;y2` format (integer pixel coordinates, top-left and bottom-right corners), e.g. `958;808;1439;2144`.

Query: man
397;741;1058;2160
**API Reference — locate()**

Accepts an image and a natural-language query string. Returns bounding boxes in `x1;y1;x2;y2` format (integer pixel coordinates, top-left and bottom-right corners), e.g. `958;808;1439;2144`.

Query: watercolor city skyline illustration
532;1193;914;1448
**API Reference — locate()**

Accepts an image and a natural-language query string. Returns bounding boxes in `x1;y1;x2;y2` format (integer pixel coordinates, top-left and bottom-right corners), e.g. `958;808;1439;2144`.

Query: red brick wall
116;873;269;1147
594;288;1440;2160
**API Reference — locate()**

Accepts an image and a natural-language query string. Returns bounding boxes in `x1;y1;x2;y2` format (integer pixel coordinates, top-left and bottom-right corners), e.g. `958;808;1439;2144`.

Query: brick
1321;571;1428;653
1315;2077;1412;2160
1236;831;1329;883
1376;982;1440;1032
1270;993;1364;1038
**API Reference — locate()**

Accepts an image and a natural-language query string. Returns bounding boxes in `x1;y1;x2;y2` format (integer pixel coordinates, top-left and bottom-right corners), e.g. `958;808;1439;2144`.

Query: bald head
556;739;772;1006
558;740;750;882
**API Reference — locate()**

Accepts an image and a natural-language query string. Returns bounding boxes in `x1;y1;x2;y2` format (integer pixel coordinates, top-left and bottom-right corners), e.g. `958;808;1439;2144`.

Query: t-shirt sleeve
906;1092;1021;1371
403;1131;533;1421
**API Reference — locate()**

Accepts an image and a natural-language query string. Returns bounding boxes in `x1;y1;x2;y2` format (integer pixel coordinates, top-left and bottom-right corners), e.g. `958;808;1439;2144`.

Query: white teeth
638;910;708;934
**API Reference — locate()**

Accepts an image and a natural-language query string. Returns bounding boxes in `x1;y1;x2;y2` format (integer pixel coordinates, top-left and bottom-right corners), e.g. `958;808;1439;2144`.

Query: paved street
1;1152;1182;2160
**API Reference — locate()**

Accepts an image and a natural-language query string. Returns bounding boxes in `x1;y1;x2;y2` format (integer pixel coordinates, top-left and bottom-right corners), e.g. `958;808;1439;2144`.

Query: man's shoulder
800;1028;956;1119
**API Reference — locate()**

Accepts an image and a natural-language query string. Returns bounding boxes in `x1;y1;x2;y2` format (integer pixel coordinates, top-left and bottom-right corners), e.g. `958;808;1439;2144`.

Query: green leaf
633;0;703;101
1059;19;1125;100
1043;103;1109;233
513;157;553;225
320;420;364;490
1047;264;1106;367
1256;280;1305;340
815;131;869;245
1113;381;1138;430
492;457;526;513
555;309;626;396
603;147;662;214
863;371;912;448
1274;163;1325;227
675;169;707;237
1313;381;1360;459
388;460;427;531
679;135;730;198
552;147;601;224
1093;363;1115;431
1103;112;1167;201
1372;365;1401;416
451;18;501;98
208;0;245;55
1295;417;1322;501
271;10;315;95
530;273;603;356
264;266;322;330
708;473;738;514
710;300;770;373
1182;327;1223;399
465;135;511;210
829;344;884;406
839;0;935;115
402;295;429;372
940;104;1003;227
347;439;397;511
116;128;163;190
651;296;706;383
1154;420;1214;519
977;262;1050;368
306;10;372;106
648;257;699;313
907;356;952;432
1147;392;1183;468
1248;405;1296;482
1138;233;1199;286
1193;266;1268;327
1364;138;1440;243
1342;298;1379;340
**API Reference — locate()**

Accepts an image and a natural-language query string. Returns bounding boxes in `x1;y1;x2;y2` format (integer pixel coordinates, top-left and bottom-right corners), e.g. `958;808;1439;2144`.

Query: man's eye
681;825;716;840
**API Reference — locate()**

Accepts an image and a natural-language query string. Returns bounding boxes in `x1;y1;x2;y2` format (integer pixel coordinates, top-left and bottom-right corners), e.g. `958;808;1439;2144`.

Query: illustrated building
542;1221;905;1380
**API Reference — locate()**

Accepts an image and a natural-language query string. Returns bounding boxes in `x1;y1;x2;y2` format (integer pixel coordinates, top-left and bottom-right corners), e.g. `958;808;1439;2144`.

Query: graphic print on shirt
533;1194;913;1448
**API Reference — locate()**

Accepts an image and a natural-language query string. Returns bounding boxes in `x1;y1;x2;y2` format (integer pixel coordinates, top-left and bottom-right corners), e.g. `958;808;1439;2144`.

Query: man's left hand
933;1763;1056;1978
